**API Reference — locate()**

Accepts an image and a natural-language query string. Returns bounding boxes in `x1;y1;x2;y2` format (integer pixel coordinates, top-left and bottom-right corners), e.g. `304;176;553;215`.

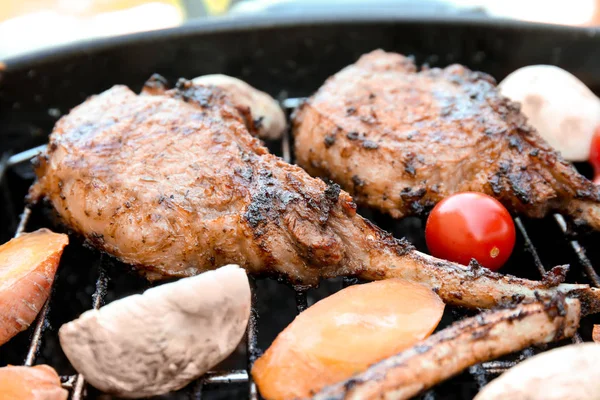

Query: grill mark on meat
346;131;359;140
324;134;336;147
319;181;341;224
174;79;214;107
362;140;379;149
352;175;365;189
253;116;264;130
508;172;532;204
404;153;417;176
400;187;428;214
509;136;523;152
244;169;295;234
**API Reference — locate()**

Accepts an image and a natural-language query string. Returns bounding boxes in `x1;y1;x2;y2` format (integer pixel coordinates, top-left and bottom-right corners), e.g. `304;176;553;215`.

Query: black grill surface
1;17;600;399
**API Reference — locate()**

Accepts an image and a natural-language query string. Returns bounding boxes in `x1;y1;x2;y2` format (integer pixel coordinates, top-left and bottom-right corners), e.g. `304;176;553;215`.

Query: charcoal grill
1;13;600;399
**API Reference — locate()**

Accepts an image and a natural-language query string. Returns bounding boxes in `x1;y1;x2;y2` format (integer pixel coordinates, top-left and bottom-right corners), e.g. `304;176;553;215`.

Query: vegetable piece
251;279;444;400
425;192;515;271
314;297;581;400
192;74;286;140
593;325;600;343
590;126;600;183
0;229;68;345
499;65;600;161
59;264;250;398
0;364;68;400
475;343;600;400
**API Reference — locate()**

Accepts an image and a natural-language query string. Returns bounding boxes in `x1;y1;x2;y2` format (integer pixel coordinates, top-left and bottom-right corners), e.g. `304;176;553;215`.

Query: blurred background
1;0;600;59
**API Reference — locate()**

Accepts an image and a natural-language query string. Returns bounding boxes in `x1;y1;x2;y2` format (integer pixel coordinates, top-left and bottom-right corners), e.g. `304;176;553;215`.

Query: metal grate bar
507;215;586;362
282;129;292;164
15;206;32;238
553;214;600;287
468;364;488;390
24;300;52;366
71;260;108;400
280;106;294;165
190;380;203;400
473;215;586;377
7;144;46;166
1;152;17;231
282;97;304;110
423;391;436;400
342;276;359;288
295;291;308;313
514;217;546;276
247;278;259;400
61;375;77;390
204;370;249;384
14;205;53;367
0;152;10;182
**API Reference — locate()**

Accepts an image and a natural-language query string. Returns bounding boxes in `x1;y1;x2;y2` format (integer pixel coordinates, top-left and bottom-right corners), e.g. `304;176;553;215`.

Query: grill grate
1;96;599;399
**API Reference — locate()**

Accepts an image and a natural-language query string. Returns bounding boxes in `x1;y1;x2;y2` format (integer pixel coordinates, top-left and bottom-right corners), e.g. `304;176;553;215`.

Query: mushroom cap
59;264;250;398
193;74;286;140
475;343;600;400
499;65;600;162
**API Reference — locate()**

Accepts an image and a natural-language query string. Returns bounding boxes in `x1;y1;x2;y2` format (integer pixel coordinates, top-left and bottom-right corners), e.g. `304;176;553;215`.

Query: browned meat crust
29;78;361;285
293;50;600;230
312;296;580;400
28;76;600;314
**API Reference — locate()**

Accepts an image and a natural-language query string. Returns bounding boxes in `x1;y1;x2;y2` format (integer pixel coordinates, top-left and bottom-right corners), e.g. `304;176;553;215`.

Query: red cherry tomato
590;126;600;183
425;192;516;271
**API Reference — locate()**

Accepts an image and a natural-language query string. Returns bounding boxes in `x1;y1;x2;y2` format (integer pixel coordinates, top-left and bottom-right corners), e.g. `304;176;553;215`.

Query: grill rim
3;13;598;72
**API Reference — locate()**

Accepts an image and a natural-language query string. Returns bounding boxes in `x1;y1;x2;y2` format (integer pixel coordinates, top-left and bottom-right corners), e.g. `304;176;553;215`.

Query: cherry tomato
425;192;516;271
590;126;600;183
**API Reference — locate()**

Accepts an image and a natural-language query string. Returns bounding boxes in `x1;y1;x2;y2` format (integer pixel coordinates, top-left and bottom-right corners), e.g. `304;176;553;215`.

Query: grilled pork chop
29;76;600;313
293;50;600;230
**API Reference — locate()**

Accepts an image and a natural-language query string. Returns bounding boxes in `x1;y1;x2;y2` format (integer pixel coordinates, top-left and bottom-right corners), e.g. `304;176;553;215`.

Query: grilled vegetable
252;279;444;400
475;343;600;400
314;297;580;400
0;229;68;346
0;365;67;400
590;127;600;184
425;192;515;271
499;65;600;162
192;74;286;139
59;265;251;398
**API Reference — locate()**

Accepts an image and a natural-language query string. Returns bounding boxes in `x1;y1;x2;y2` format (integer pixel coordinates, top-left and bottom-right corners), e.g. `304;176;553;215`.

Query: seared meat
313;296;580;400
29;77;600;313
293;50;600;230
191;74;286;140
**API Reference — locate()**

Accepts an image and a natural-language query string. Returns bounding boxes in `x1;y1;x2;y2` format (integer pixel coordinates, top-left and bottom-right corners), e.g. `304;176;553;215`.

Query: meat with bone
28;76;600;313
312;296;581;400
292;50;600;230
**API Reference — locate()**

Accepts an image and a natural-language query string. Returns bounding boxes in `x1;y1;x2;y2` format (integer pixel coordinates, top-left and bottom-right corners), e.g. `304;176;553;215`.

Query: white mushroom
59;265;250;398
475;343;600;400
193;74;286;140
499;65;600;161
